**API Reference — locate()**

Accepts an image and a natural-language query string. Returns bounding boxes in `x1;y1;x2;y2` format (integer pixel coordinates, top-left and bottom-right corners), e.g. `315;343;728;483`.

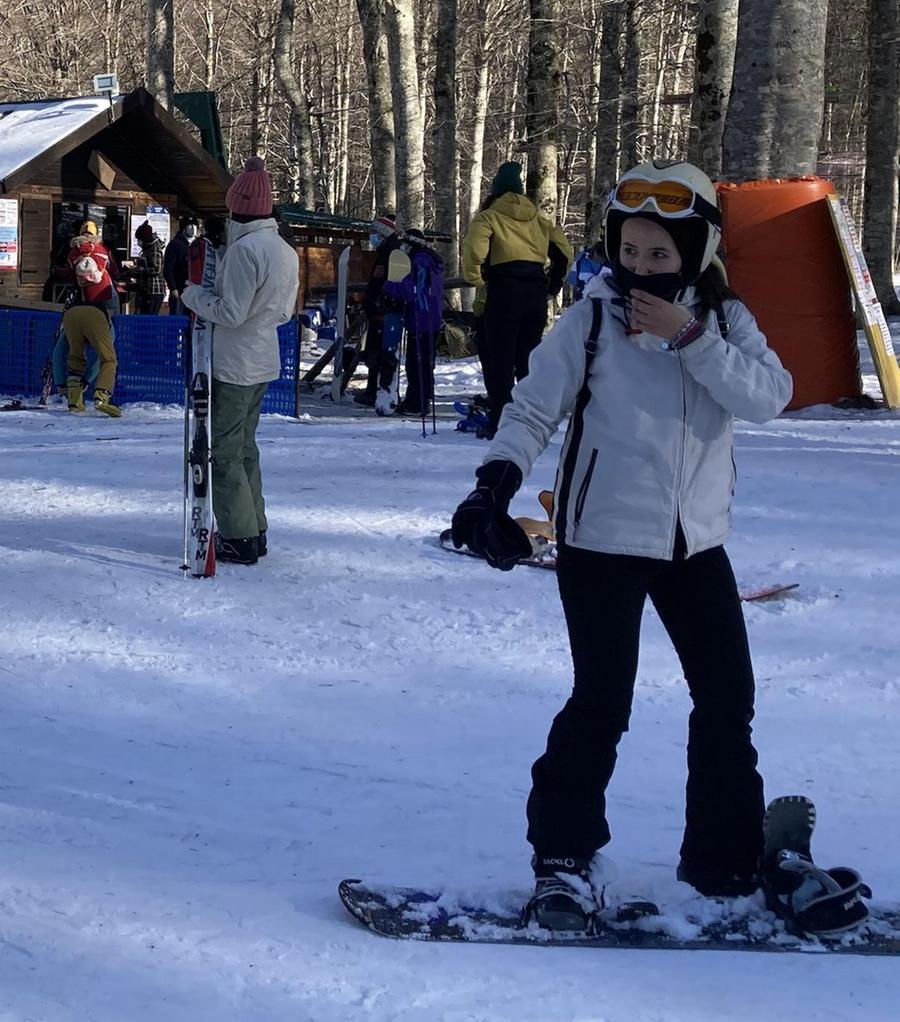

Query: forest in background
0;0;895;307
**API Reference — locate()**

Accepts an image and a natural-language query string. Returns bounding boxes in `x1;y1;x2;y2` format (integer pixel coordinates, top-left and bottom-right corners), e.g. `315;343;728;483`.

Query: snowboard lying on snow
338;879;900;955
340;798;898;956
439;491;799;601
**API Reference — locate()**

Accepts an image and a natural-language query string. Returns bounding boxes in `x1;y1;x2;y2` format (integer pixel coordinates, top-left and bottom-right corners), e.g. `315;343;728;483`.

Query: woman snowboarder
451;160;793;931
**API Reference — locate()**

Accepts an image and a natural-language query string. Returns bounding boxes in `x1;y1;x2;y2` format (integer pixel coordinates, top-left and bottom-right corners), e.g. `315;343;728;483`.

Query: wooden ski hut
0;87;233;309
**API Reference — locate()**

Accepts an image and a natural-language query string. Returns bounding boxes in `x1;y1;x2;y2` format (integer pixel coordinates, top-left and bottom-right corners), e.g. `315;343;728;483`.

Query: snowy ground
1;341;900;1021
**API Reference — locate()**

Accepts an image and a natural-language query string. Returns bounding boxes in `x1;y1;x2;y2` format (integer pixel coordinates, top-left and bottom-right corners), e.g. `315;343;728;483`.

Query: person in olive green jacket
462;161;573;437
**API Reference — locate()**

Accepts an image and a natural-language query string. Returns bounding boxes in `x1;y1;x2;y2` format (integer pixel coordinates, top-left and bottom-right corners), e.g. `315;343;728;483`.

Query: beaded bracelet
661;316;704;352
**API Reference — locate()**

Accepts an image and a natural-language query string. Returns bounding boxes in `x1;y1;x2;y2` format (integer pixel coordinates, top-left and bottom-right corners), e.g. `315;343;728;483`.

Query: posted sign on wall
0;198;19;270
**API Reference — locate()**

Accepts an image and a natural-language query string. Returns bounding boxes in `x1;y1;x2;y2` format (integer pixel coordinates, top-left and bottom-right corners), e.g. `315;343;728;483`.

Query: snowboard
375;247;411;417
338;879;900;955
330;245;352;402
440;491;799;600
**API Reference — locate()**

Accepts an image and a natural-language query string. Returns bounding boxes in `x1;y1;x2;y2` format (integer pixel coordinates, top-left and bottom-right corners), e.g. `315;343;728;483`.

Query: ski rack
826;195;900;409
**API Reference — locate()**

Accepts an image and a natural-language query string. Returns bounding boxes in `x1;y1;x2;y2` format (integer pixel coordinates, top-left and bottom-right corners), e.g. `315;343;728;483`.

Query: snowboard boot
93;389;122;418
676;861;760;898
257;530;267;557
524;855;601;933
215;535;259;565
67;377;85;412
761;795;871;938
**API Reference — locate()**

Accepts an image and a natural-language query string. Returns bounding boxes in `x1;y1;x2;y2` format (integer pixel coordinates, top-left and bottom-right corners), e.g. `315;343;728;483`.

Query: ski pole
415;327;426;438
429;329;437;435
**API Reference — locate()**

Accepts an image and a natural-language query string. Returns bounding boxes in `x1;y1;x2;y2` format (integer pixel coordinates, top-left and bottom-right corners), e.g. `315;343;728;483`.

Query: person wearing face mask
180;156;299;566
450;161;793;932
354;214;403;406
164;216;200;315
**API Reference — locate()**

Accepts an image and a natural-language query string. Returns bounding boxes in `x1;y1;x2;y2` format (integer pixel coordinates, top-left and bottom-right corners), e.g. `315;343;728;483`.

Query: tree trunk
587;0;623;241
146;0;175;109
689;0;739;177
723;0;828;180
273;0;316;209
356;0;397;215
466;48;491;226
620;0;640;167
863;0;900;313
202;0;217;90
433;0;459;280
385;0;425;228
525;0;561;217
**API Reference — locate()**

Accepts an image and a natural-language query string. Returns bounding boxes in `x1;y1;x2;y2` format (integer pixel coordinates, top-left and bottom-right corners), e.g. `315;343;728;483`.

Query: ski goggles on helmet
610;178;721;229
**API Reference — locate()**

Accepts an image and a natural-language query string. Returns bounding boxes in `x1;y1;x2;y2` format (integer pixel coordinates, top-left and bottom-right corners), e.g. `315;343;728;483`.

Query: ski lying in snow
375;247;411;417
437;530;798;599
338;879;900;955
1;399;44;412
182;235;217;578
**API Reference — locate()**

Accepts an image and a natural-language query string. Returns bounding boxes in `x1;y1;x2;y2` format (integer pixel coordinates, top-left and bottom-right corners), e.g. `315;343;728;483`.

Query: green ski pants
211;379;269;540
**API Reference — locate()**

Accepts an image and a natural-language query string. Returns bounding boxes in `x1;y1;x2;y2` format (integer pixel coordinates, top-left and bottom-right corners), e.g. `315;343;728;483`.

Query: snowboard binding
762;795;871;939
454;397;491;435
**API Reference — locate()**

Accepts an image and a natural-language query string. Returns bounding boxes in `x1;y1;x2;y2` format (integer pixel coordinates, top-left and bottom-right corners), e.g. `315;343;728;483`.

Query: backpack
408;243;445;333
74;254;103;286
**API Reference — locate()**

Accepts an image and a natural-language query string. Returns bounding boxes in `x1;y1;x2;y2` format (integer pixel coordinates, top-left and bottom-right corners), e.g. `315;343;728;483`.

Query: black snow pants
526;534;765;880
481;269;547;435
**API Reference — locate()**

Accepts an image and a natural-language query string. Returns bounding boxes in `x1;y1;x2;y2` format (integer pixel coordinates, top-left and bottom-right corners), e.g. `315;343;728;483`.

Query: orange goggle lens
613;179;695;215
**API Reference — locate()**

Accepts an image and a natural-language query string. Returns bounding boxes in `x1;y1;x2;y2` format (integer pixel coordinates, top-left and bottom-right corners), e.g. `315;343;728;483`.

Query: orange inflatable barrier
716;177;861;410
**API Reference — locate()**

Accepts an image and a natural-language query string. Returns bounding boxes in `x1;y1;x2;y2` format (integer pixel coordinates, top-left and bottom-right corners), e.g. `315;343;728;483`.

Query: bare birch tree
147;0;176;109
385;0;425;227
525;0;561;216
689;0;738;176
433;0;460;278
273;0;316;208
862;0;900;313
587;0;623;241
723;0;828;179
356;0;397;214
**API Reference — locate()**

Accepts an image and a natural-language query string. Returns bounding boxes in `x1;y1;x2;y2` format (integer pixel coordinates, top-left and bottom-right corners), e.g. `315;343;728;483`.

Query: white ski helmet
603;160;722;284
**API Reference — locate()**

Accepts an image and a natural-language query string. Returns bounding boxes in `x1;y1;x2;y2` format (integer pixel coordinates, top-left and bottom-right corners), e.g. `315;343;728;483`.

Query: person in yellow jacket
462;161;573;437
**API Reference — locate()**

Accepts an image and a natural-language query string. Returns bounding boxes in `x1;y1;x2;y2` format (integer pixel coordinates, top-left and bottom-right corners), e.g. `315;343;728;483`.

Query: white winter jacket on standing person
182;218;299;386
486;272;793;560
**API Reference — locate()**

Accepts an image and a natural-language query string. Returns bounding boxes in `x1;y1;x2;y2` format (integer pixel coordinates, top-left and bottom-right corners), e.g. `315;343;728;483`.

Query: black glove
451;460;533;571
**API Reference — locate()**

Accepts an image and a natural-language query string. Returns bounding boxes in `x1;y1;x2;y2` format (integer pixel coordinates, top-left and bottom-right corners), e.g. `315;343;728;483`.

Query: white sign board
130;205;171;258
827;196;900;409
0;197;19;270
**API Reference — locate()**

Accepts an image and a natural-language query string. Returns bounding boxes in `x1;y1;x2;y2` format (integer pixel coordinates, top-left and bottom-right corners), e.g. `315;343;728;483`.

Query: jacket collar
227;217;277;244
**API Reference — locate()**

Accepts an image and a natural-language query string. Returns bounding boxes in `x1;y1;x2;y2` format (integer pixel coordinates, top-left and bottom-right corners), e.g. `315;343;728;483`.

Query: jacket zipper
673;352;688;553
573;449;598;528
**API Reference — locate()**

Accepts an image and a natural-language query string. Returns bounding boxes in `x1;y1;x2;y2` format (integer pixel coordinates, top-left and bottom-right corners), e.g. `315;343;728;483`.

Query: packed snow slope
1;359;899;1021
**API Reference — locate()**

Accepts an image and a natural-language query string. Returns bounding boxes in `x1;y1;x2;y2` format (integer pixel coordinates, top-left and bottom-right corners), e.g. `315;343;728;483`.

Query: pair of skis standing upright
181;235;217;579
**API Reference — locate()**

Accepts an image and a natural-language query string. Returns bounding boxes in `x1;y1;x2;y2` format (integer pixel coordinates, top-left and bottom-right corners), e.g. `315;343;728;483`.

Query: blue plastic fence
0;309;299;415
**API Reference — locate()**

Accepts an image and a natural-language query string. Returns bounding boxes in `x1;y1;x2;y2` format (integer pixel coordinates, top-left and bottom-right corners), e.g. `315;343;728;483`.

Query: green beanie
490;161;524;197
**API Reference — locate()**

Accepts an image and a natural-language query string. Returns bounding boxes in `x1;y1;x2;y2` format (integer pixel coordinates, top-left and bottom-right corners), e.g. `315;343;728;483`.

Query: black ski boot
216;535;259;565
762;795;871;938
524;856;601;933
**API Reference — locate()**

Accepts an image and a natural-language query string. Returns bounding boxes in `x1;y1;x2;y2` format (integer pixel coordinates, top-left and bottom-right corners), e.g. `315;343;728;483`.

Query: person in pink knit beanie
225;156;274;217
181;155;299;565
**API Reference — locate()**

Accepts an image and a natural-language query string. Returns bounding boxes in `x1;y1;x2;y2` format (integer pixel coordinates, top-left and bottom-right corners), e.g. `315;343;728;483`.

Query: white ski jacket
486;273;793;559
182;218;299;386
